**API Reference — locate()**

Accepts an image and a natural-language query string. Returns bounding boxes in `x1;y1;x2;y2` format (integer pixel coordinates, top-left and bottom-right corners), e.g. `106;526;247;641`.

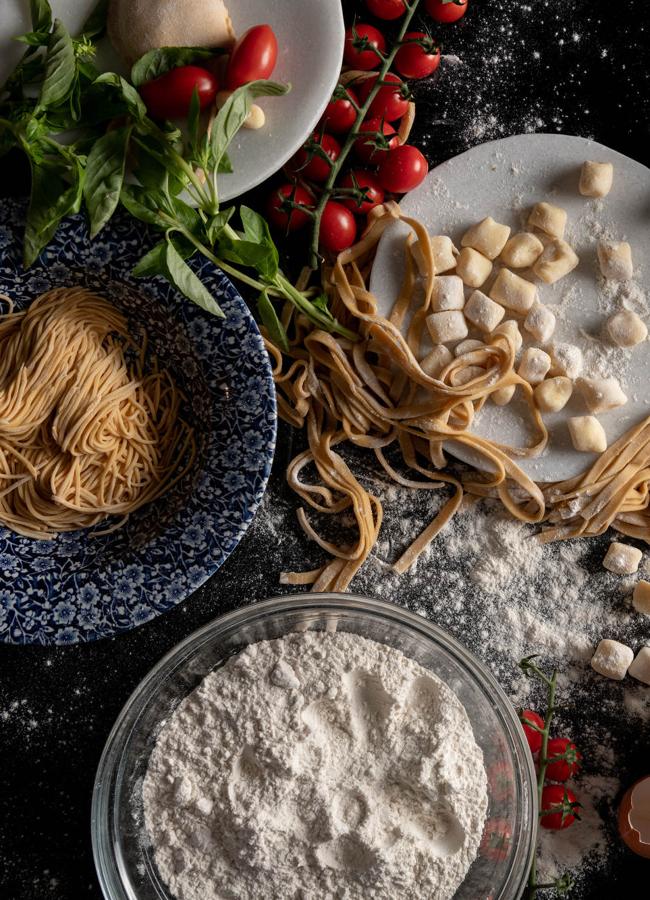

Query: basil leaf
219;238;278;280
15;31;51;47
120;185;165;227
131;47;218;87
257;291;289;353
94;72;147;121
24;158;82;266
206;207;235;244
38;20;75;110
165;239;223;317
30;0;52;33
84;125;132;237
81;0;109;40
132;236;194;277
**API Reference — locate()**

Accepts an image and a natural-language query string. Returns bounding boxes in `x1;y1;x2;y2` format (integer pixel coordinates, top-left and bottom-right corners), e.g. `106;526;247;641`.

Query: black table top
1;1;649;898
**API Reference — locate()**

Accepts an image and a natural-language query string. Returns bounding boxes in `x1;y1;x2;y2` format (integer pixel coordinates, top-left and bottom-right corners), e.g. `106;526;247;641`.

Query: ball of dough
533;239;579;284
491;384;516;406
517;347;551;385
455;247;493;288
628;647;650;686
430;235;458;273
431;275;465;311
528;202;567;239
568;415;607;453
549;342;583;380
489;269;537;313
524;303;556;344
420;344;453;377
493;319;523;353
108;0;235;66
632;580;650;616
590;638;634;681
461;217;511;260
597;241;633;281
577;377;628;414
426;310;468;344
606;310;647;347
464;291;505;333
579;160;614;198
454;339;484;357
602;541;642;575
533;376;573;413
450;365;484;387
500;232;544;268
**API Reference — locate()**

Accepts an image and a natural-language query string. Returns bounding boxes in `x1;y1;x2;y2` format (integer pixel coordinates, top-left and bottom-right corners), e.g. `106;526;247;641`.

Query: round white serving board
0;0;345;202
369;133;650;483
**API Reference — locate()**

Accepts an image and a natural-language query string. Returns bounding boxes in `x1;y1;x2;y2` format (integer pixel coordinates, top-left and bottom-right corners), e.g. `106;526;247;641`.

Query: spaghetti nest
0;287;195;539
264;203;650;591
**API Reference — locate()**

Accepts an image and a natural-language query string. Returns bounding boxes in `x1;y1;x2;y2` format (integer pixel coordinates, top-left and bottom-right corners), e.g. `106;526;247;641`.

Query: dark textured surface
1;1;649;898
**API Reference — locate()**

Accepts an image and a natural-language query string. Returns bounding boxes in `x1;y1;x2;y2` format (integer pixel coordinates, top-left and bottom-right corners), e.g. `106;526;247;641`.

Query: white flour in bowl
142;631;488;900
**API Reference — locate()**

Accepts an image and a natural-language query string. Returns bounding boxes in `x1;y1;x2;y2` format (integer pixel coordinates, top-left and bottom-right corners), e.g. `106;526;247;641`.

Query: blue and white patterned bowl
0;201;276;645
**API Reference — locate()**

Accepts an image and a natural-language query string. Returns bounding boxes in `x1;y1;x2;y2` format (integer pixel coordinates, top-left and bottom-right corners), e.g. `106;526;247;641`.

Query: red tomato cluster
364;0;470;24
520;709;583;831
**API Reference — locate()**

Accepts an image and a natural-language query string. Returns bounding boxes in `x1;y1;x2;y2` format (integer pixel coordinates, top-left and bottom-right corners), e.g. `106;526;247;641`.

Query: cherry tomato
139;66;218;120
340;170;385;214
520;709;545;754
545;738;583;783
354;117;399;164
395;31;442;79
480;818;512;863
357;73;409;121
320;201;357;254
267;183;314;232
366;0;406;20
540;785;581;831
343;23;387;70
288;132;341;183
377;144;428;193
426;0;469;24
226;24;278;89
322;87;359;134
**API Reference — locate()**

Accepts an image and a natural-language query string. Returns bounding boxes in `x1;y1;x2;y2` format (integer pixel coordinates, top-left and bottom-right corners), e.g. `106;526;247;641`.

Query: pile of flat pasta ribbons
0;287;194;539
264;203;650;592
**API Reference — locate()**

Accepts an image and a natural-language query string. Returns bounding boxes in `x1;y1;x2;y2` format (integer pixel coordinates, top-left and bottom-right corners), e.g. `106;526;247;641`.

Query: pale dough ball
549;342;583;379
533;239;579;284
493;319;523;353
461;217;511;260
244;104;266;130
489;269;537;314
590;638;634;680
579;161;614;198
450;365;484;387
517;347;551;385
430;235;458;273
431;275;465;311
632;581;650;616
577;377;628;414
606;310;647;347
500;232;544;268
455;339;484;357
528;202;567;239
628;647;650;686
602;541;642;575
464;291;505;334
455;247;493;288
533;376;573;413
597;241;633;281
568;415;607;453
524;304;556;344
420;344;453;377
491;384;516;406
426;310;468;344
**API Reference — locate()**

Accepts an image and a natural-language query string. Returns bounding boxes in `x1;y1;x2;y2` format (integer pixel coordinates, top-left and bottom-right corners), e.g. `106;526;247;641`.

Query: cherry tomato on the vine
340;170;385;214
267;183;314;232
139;66;218;120
354;117;399;164
545;738;583;783
344;23;387;70
226;24;278;89
357;72;409;121
322;86;359;134
395;31;442;79
426;0;469;24
520;709;545;754
320;201;357;254
365;0;406;20
377;144;428;193
540;785;581;831
288;132;341;182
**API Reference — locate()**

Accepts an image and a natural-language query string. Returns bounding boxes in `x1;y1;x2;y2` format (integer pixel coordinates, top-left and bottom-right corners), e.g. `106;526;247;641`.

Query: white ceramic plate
370;133;650;483
0;0;345;202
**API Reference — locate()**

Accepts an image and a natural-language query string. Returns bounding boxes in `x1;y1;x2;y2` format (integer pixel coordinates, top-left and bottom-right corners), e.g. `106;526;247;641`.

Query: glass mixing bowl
92;594;537;899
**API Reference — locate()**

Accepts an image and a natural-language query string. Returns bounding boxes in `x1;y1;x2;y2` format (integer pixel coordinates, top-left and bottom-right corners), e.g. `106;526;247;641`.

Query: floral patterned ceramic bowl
0;200;276;645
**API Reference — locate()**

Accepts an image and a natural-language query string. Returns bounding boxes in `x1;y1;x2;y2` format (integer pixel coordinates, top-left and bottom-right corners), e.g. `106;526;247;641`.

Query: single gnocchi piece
549;342;583;379
597;240;633;281
590;638;634;681
533;239;579;284
217;90;265;129
491;384;516;406
420;344;453;377
524;303;556;344
628;647;650;686
461;216;511;260
493;319;523;352
606;310;647;347
517;347;551;385
602;541;642;575
431;275;465;311
632;580;650;616
533;376;573;413
528;201;567;239
455;247;493;288
489;269;537;314
579;160;614;198
568;415;607;453
500;232;544;268
464;290;505;333
455;339;484;357
450;365;484;386
426;310;469;344
577;376;628;414
430;235;458;273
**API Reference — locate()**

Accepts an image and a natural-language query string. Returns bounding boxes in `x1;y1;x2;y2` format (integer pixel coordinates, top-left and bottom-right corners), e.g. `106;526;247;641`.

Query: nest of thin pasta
263;203;650;591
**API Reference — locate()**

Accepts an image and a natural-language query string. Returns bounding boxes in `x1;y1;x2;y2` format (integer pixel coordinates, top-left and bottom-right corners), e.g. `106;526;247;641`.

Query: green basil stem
308;0;423;269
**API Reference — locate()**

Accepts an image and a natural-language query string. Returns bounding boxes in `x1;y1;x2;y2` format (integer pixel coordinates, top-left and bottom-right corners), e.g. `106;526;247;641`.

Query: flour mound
142;631;488;900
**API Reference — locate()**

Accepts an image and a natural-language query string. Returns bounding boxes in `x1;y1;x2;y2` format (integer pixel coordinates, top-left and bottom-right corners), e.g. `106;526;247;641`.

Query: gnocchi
602;541;642;575
632;580;650;616
500;232;544;268
568;415;607;453
431;275;466;311
489;269;537;314
455;339;484;357
464;290;505;333
579;160;613;198
455;247;493;288
528;201;567;239
426;310;469;344
597;240;633;281
524;303;556;344
461;216;511;260
606;310;647;347
517;347;551;385
533;376;573;413
491;384;516;406
493;319;523;352
420;344;453;377
549;342;583;380
590;638;634;681
533;239;579;284
628;647;650;687
577;377;628;414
